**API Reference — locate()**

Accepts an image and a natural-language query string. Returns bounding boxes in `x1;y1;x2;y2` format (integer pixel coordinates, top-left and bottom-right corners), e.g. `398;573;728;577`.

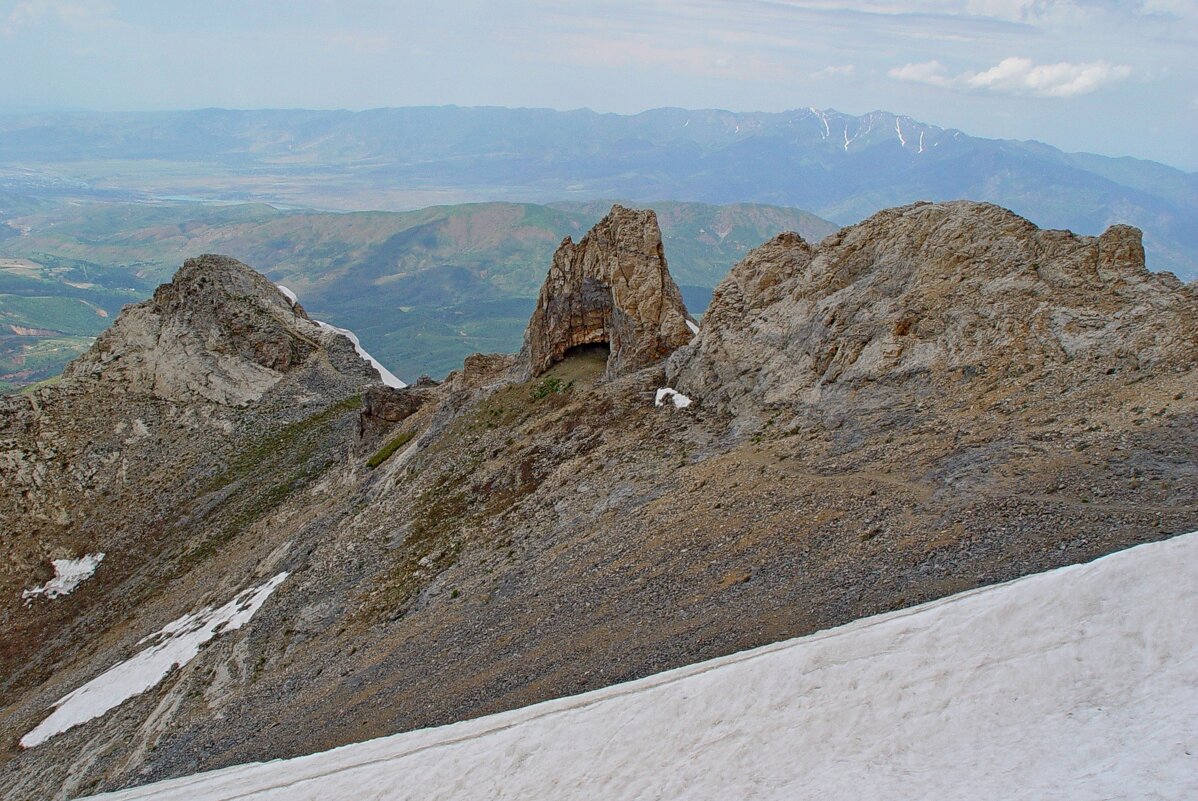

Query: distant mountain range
1;106;1194;278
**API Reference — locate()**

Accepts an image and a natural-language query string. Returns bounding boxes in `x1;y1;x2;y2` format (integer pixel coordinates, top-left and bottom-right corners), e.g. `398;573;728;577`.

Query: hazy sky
3;0;1196;169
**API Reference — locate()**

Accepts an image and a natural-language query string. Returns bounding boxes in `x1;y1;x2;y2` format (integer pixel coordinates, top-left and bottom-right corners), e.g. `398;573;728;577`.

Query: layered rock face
669;201;1197;420
0;256;382;756
519;205;695;379
64;254;375;406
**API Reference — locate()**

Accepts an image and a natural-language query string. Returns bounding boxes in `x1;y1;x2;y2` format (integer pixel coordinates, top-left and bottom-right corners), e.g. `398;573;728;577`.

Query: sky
2;0;1196;170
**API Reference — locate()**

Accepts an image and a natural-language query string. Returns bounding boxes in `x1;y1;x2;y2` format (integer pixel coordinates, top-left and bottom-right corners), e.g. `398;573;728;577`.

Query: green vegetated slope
3;107;1193;280
0;198;837;386
0;255;151;390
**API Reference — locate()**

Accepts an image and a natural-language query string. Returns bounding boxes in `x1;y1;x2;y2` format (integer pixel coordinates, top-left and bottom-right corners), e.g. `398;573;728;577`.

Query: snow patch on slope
276;285;299;306
313;321;406;389
276;283;406;389
21;572;288;749
655;387;693;408
83;533;1198;801
22;553;104;604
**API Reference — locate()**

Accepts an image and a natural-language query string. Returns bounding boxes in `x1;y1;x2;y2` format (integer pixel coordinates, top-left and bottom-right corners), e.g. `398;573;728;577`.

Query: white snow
80;532;1198;801
275;284;406;388
685;319;700;335
278;283;406;389
22;553;105;604
895;117;906;147
276;285;299;306
21;572;288;749
654;387;693;409
313;321;406;389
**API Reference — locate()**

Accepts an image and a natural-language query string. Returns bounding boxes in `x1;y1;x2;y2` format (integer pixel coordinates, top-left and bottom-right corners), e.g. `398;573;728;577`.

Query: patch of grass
368;430;415;469
184;394;363;564
530;376;572;399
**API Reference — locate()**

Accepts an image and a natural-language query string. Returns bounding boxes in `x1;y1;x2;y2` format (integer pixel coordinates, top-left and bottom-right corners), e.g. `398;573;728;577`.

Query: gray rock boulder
668;201;1198;419
64;254;376;406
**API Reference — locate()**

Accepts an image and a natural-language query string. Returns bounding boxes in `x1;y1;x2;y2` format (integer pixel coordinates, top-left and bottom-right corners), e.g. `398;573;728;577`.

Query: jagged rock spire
518;204;696;379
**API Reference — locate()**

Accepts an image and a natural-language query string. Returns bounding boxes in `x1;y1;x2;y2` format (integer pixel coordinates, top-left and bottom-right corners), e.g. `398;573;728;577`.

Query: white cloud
2;0;108;38
887;60;950;85
890;56;1131;96
1137;0;1198;18
812;64;856;79
965;56;1131;96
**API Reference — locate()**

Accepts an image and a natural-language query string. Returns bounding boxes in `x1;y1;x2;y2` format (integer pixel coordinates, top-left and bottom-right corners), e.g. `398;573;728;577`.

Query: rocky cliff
0;255;382;793
518;204;695;379
1;204;1195;801
669;201;1196;423
63;255;374;405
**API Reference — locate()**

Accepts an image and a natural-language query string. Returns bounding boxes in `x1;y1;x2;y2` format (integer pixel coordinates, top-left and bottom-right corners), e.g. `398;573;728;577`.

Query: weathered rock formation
0;256;383;770
518;205;695;379
64;254;377;406
668;201;1198;420
4;204;1197;801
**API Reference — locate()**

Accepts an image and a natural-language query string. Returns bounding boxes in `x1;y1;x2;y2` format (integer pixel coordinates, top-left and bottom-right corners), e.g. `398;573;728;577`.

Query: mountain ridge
1;200;1195;799
2;105;1193;280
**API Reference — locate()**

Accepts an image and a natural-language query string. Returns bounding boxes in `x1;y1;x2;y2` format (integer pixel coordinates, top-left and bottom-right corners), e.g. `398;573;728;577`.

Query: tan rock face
668;201;1198;418
518;205;695;379
64;254;375;406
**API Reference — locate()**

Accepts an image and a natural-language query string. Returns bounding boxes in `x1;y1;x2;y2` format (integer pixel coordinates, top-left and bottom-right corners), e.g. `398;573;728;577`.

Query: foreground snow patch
655;387;693;408
276;284;406;389
22;553;105;604
81;532;1198;800
685;319;700;335
21;572;288;749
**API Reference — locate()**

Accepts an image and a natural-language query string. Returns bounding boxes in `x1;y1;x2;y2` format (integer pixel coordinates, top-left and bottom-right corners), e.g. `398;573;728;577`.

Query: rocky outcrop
668;201;1198;419
64;254;377;406
0;256;384;764
518;205;695;379
5;204;1197;801
358;385;437;438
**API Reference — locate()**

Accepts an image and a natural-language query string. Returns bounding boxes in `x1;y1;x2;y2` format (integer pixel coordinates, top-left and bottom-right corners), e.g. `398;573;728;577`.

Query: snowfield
22;573;288;749
84;532;1197;800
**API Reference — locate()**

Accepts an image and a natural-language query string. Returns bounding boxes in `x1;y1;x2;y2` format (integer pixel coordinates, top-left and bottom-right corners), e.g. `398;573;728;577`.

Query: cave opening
561;342;611;361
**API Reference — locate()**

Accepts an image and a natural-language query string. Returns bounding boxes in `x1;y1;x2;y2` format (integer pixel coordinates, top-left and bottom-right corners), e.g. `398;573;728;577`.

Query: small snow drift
21;572;288;749
276;285;299;306
21;553;104;604
277;284;406;389
655;387;693;408
78;532;1198;801
314;321;406;389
